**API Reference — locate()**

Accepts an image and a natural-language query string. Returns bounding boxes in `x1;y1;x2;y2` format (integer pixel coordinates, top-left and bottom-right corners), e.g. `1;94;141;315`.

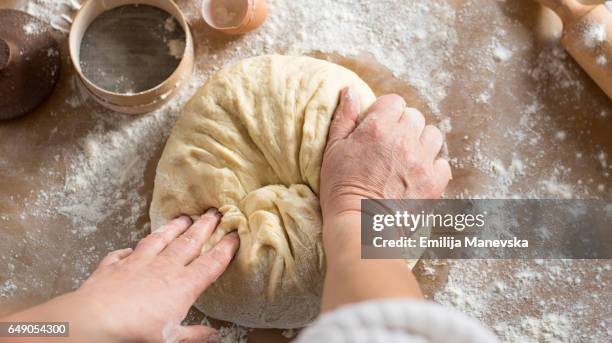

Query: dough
150;55;376;328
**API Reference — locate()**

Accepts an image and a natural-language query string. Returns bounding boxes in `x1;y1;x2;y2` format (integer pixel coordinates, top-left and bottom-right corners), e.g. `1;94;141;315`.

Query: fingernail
207;333;221;343
205;208;221;218
228;232;239;240
344;87;354;102
179;215;192;225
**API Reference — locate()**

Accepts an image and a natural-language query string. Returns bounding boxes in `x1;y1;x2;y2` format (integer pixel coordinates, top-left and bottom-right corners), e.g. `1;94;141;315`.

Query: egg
202;0;268;35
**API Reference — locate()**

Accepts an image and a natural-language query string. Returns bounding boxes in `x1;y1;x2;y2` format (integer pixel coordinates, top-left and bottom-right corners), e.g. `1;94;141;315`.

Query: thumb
177;325;220;343
326;87;361;150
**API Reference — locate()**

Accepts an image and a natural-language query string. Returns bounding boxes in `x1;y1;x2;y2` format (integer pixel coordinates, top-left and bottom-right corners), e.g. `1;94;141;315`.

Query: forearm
0;291;112;343
321;213;422;312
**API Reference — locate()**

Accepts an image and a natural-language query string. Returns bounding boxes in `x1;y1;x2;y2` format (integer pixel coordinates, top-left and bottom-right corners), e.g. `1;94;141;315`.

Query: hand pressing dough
150;55;376;328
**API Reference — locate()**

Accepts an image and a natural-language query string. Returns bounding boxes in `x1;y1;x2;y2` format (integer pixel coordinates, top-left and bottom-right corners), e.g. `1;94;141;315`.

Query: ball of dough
150;55;376;328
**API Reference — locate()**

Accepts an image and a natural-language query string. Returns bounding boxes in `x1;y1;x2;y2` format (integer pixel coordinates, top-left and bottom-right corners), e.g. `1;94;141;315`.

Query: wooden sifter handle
537;0;612;99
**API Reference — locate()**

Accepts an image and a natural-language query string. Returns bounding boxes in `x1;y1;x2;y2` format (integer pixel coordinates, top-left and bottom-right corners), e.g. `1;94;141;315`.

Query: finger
420;125;444;159
131;216;192;259
326;87;361;150
434;158;453;183
358;93;406;127
98;248;133;267
177;325;219;343
432;158;452;197
400;107;426;137
186;233;240;293
160;208;222;265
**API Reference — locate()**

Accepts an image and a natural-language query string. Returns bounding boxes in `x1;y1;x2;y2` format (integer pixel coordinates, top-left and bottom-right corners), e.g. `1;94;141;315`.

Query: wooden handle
561;4;612;99
0;37;11;72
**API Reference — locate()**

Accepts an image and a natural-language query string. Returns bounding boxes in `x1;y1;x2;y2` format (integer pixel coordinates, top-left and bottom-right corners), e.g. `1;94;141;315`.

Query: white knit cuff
295;299;499;343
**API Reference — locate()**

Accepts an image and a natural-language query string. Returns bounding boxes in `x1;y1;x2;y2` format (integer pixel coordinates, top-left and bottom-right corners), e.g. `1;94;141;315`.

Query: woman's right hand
318;88;451;310
320;87;452;221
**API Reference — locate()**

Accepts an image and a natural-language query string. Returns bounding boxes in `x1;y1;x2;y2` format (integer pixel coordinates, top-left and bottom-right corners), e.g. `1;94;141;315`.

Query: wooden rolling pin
537;0;612;99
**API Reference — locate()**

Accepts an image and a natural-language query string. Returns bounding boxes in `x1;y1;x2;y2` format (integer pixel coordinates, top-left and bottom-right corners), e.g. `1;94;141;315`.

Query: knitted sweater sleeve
294;299;499;343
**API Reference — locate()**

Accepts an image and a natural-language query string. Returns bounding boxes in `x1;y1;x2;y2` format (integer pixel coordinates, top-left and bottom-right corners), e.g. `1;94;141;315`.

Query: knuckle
208;249;229;268
383;93;406;107
102;251;121;263
405;154;424;169
405;109;425;126
162;216;191;232
105;250;119;258
395;135;409;151
148;234;164;245
165;221;183;233
178;235;199;253
404;107;423;118
410;164;426;177
138;232;165;248
180;234;198;246
135;238;149;249
366;120;386;139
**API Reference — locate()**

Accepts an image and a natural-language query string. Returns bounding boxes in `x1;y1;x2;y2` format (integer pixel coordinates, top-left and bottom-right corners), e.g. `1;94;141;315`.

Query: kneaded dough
150;55;376;328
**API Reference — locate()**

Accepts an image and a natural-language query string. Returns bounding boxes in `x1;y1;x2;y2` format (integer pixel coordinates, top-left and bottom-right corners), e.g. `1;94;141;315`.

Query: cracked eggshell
202;0;267;35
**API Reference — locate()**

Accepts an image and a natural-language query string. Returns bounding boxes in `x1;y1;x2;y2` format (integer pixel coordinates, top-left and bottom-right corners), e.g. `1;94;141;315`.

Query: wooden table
1;0;610;341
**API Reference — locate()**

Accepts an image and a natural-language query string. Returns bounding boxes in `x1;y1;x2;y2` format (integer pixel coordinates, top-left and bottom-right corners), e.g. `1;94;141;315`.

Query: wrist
0;291;115;343
320;193;362;219
61;290;119;343
322;211;362;262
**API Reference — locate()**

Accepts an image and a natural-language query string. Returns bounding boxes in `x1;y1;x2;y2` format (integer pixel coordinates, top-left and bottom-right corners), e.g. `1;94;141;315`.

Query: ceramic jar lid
0;9;61;120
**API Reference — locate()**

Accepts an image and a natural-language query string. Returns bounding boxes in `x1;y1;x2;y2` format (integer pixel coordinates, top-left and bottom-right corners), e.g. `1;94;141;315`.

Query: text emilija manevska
370;211;529;249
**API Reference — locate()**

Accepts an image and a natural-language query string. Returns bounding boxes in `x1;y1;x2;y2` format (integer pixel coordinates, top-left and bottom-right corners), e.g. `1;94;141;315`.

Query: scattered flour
161;322;183;343
167;39;186;60
530;46;584;93
281;329;298;339
22;0;80;33
23;22;45;35
493;314;571;343
438;117;452;133
2;2;609;343
164;16;177;32
596;54;608;65
0;280;18;298
32;72;204;238
201;0;459;115
47;114;165;234
433;259;610;343
582;21;607;49
554;131;566;141
492;42;513;62
218;324;249;343
541;177;575;199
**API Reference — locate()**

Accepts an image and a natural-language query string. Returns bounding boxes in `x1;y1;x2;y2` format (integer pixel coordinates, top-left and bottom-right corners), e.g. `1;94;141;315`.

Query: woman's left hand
80;209;238;343
2;209;239;343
